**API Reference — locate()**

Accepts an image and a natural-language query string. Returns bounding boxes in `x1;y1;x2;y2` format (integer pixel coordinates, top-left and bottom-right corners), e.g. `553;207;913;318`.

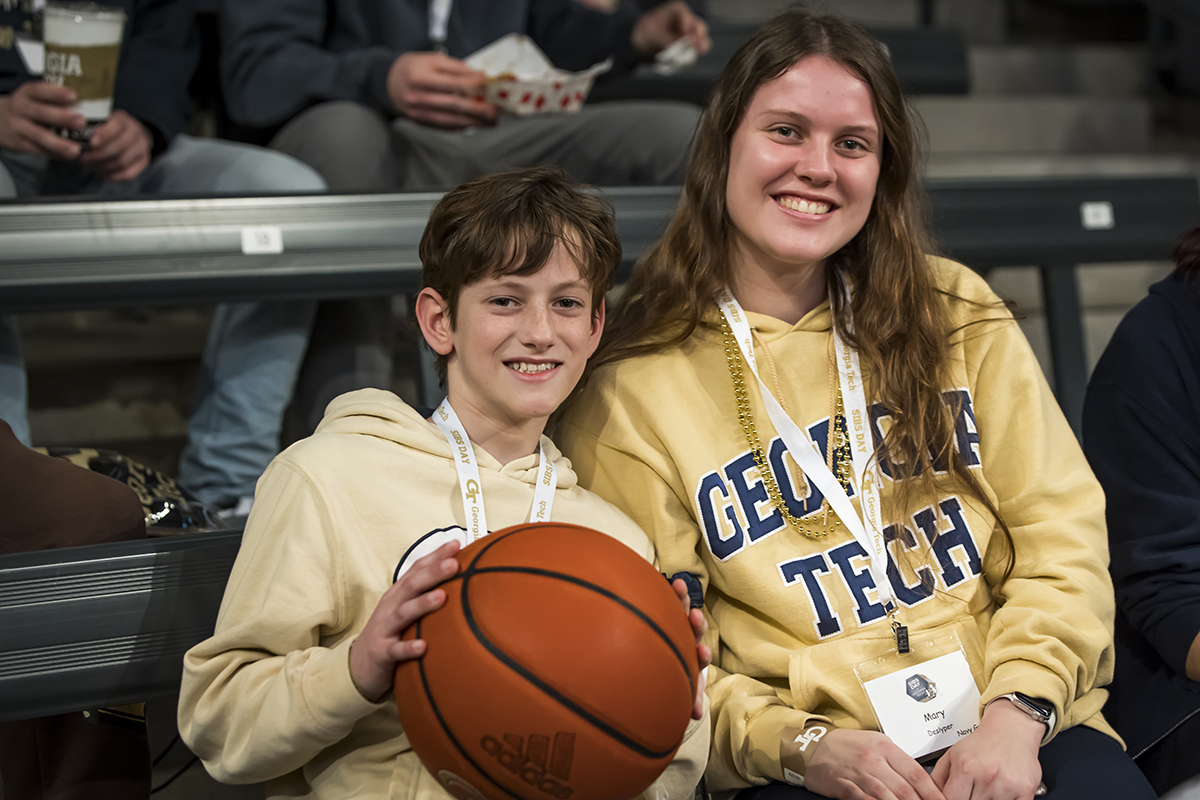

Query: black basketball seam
470;565;695;691
393;525;467;583
410;589;530;800
459;565;688;760
462;526;695;695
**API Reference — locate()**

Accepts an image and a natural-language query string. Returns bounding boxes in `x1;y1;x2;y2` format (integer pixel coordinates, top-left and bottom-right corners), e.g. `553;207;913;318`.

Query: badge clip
891;612;910;655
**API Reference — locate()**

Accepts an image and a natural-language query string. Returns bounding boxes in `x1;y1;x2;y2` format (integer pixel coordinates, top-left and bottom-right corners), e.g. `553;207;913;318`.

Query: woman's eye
772;125;796;138
840;139;868;152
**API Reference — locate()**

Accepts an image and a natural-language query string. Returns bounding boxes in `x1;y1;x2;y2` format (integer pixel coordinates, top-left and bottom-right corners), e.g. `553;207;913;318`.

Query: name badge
854;631;981;760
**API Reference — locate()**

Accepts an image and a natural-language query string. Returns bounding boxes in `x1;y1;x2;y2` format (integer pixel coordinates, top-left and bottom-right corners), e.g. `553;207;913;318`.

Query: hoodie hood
313;389;579;490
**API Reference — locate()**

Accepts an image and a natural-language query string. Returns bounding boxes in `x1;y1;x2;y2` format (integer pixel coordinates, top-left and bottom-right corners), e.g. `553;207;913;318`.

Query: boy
177;166;710;799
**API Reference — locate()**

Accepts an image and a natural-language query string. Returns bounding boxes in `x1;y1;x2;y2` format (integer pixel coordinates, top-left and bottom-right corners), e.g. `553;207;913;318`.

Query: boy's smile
419;241;604;462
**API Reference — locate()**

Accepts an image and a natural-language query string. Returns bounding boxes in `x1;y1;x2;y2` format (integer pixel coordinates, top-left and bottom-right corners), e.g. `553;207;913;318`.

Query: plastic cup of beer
42;1;126;142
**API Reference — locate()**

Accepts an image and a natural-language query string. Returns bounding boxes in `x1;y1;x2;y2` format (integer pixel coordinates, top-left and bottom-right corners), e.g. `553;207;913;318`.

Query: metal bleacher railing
1;173;1199;723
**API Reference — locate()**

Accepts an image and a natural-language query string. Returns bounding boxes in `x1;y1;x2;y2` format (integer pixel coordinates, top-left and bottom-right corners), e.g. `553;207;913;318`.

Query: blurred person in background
0;0;326;529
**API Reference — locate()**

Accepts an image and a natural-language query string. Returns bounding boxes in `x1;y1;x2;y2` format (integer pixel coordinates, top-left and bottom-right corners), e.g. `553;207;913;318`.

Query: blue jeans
0;137;324;507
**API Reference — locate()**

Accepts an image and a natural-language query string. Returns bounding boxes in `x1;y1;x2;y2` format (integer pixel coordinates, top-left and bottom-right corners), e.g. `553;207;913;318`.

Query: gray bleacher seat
589;20;970;106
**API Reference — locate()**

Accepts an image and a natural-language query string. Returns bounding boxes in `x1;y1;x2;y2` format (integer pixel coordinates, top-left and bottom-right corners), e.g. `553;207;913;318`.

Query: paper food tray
466;34;610;116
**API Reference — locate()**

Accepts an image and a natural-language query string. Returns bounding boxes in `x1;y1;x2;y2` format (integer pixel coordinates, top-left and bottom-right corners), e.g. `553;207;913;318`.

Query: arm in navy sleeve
115;0;199;154
219;0;406;128
526;0;642;75
1083;283;1200;678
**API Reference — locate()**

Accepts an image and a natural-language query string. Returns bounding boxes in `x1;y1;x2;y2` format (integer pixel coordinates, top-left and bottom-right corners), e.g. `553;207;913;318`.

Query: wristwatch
990;692;1056;736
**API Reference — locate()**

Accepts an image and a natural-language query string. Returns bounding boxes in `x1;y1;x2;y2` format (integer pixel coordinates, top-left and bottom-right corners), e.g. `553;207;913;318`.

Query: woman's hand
349;540;461;702
671;577;711;720
929;700;1043;800
806;729;948;800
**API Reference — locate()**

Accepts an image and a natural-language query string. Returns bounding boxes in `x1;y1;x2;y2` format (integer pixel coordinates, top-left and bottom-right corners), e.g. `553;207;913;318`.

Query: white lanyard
428;0;452;49
432;398;557;542
718;291;895;610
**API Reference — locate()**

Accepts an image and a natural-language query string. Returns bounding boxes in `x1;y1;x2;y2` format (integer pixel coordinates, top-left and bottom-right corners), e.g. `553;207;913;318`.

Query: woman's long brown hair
593;7;1015;591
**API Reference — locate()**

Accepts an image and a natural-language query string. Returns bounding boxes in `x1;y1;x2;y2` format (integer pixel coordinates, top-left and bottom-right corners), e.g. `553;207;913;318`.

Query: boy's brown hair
419;166;622;382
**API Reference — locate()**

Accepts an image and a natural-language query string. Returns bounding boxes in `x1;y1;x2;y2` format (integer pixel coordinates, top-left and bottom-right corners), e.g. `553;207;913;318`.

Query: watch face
1014;693;1052;719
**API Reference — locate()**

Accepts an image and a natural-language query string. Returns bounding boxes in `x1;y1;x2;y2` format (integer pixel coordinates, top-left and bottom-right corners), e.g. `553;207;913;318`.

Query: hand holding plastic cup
42;1;126;142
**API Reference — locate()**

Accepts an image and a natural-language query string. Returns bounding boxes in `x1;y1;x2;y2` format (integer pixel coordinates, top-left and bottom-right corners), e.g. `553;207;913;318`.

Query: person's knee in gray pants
271;101;404;192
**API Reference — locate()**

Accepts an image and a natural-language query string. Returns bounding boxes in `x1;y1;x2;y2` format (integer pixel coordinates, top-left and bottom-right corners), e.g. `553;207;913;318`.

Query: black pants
735;726;1156;800
1137;709;1200;797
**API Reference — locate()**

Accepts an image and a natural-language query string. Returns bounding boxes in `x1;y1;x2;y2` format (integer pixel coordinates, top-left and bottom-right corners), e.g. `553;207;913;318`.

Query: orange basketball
394;522;699;800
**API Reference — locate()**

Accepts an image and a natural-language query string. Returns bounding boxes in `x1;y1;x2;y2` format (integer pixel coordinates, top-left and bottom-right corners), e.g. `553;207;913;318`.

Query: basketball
393;522;700;800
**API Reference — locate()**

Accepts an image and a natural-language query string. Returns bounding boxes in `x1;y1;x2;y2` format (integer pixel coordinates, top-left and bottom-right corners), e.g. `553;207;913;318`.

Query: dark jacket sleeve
1083;284;1200;677
526;0;642;75
1;5;35;95
219;0;399;129
114;0;200;153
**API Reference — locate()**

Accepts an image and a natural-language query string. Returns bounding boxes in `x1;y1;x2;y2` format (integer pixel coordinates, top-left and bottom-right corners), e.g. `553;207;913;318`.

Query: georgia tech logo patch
481;732;574;798
464;478;481;503
794;725;828;751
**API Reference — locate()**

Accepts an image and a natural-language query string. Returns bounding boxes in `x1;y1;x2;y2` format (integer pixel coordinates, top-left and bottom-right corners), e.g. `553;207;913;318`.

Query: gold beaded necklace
720;314;853;539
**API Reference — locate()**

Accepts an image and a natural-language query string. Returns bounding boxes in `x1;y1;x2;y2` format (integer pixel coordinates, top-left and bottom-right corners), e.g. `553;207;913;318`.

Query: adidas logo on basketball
481;732;575;798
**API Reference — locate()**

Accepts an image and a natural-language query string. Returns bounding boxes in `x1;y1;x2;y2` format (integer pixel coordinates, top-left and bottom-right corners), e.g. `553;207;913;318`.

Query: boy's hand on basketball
349;540;461;703
671;578;710;721
806;729;947;800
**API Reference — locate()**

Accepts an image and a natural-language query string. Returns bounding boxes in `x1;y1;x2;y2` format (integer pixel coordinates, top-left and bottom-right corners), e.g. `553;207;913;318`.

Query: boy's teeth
778;196;831;215
510;362;555;374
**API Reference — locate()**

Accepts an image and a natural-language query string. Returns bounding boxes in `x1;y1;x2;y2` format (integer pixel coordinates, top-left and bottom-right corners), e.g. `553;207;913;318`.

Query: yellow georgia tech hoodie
559;258;1117;793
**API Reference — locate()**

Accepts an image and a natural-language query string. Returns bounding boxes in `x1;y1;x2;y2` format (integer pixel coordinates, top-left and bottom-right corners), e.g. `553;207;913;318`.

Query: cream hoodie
178;389;709;799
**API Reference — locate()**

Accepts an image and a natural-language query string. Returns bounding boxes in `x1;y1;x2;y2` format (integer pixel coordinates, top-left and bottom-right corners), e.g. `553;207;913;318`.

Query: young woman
559;9;1154;800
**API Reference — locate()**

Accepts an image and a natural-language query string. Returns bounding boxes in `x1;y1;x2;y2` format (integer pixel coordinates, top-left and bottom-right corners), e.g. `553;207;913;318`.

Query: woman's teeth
778;196;831;215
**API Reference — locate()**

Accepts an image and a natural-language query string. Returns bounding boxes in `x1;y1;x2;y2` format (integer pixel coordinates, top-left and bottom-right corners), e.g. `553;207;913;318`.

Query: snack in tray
466;34;610;116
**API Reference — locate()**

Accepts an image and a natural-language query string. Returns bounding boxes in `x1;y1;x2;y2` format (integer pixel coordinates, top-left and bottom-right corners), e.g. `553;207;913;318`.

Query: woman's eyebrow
756;108;879;138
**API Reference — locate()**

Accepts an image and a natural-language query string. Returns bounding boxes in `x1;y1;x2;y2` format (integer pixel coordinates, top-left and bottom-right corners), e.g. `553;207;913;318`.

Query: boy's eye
555;298;584;309
490;297;516;307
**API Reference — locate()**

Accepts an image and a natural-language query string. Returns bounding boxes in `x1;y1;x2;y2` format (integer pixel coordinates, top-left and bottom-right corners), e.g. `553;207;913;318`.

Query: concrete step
969;43;1149;96
932;0;1007;44
18;308;211;366
924;151;1200;179
913;95;1153;153
984;261;1172;389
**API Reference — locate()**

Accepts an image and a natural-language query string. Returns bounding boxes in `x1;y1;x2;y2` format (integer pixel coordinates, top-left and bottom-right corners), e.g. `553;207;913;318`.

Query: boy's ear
415;287;455;357
586;298;606;357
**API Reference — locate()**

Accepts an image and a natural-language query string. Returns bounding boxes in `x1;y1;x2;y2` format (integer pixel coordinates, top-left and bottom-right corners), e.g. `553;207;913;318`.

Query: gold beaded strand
721;315;852;540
